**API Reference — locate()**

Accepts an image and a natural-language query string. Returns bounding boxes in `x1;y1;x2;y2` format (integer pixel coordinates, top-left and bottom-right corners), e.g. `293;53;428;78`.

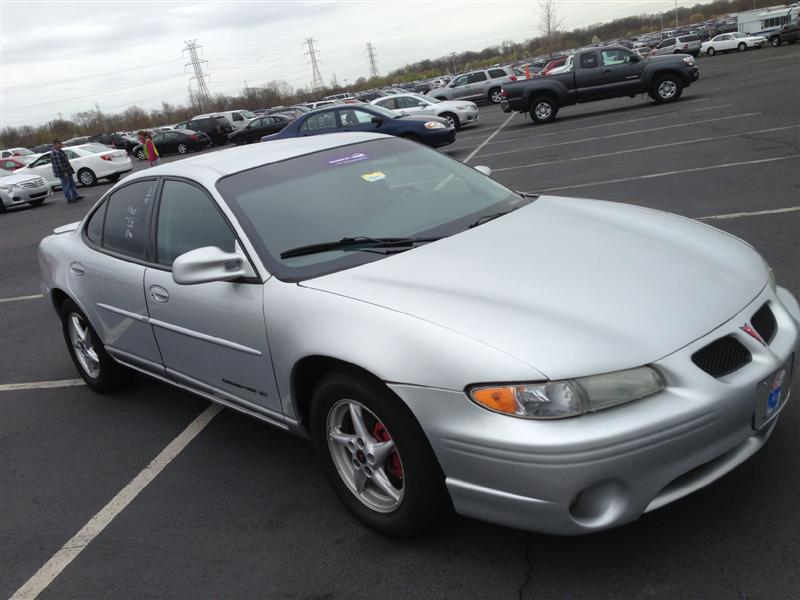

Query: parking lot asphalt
1;45;799;599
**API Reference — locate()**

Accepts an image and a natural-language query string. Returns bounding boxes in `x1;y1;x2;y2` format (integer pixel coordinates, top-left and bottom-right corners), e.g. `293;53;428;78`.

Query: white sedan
372;93;479;130
15;143;132;190
701;32;767;55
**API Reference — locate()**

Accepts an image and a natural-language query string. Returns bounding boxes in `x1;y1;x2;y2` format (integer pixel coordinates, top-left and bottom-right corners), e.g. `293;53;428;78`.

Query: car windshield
13;148;34;156
731;32;746;38
217;138;529;281
410;93;435;104
16;155;36;165
366;104;401;119
239;110;256;119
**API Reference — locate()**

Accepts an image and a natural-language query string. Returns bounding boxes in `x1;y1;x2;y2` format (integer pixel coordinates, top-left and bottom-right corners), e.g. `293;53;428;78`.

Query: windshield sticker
360;171;386;182
328;152;368;166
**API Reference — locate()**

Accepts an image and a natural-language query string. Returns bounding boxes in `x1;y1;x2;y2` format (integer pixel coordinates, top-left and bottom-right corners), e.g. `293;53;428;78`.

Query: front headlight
455;105;470;110
682;55;695;66
0;184;14;193
424;121;446;129
468;366;664;419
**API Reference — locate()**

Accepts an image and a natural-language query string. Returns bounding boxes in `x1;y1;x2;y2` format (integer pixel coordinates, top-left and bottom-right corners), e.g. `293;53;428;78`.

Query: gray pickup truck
500;45;700;124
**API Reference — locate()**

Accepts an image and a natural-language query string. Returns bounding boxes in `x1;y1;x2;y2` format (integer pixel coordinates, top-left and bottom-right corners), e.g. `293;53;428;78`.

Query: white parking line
697;206;800;221
0;294;43;304
462;112;516;163
0;379;85;392
530;154;800;192
492;125;800;173
475;112;762;160
9;403;223;600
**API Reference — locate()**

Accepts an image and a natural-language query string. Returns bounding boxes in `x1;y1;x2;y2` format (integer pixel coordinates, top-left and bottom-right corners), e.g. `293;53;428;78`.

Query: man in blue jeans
50;140;83;203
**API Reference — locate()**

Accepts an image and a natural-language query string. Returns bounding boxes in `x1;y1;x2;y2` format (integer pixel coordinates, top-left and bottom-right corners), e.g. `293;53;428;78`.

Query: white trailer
737;3;798;44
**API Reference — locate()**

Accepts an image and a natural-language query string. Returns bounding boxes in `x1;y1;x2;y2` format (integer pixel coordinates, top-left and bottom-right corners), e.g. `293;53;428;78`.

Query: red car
541;57;568;76
0;156;36;172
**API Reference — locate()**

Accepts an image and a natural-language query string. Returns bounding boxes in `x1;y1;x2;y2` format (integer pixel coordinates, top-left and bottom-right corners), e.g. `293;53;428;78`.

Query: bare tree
538;0;565;53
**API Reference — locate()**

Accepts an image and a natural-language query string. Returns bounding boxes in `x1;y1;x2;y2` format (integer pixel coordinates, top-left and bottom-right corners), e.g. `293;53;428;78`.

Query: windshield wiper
468;211;513;229
280;236;441;259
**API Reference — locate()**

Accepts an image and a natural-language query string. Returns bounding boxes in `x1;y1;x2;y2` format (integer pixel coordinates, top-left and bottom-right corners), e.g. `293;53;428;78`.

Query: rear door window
467;72;488;83
102;180;158;259
580;52;598;68
300;112;339;132
488;68;507;78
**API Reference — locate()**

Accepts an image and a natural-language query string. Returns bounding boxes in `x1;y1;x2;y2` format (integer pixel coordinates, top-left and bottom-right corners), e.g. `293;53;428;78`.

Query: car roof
126;132;393;180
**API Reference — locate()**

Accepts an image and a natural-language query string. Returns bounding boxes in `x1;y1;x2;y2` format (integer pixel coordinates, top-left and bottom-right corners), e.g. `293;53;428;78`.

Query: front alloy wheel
489;88;503;104
177;143;188;154
68;313;100;379
327;399;405;513
311;368;449;537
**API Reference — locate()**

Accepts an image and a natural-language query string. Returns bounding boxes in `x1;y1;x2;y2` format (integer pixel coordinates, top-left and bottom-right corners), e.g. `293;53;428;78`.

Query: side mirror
417;102;427;107
172;246;255;285
474;165;492;177
370;116;384;126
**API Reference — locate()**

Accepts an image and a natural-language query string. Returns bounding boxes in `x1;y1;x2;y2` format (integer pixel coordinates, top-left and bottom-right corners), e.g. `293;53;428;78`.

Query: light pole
674;0;679;28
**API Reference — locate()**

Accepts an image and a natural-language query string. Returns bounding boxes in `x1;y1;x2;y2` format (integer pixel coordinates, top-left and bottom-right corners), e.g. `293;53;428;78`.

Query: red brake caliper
372;422;403;479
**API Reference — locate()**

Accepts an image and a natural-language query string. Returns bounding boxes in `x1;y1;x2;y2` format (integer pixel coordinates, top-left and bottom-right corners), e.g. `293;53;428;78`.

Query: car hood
394;114;449;125
0;172;44;184
437;100;477;109
303;196;767;380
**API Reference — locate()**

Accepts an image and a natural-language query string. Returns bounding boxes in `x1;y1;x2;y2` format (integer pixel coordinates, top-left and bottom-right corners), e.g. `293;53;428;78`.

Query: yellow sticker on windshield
361;171;386;182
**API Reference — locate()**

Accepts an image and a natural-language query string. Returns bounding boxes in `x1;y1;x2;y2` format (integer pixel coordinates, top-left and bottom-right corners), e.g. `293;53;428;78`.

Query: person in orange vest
138;131;159;167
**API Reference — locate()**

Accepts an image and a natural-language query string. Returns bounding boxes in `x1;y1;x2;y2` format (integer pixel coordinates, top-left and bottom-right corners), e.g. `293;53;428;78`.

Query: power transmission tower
183;39;212;110
366;42;379;78
304;37;324;91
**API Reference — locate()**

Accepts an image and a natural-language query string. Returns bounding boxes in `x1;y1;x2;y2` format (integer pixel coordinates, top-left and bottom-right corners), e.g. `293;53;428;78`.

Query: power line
2;58;183;93
366;42;379;78
304;37;324;91
183;39;212;110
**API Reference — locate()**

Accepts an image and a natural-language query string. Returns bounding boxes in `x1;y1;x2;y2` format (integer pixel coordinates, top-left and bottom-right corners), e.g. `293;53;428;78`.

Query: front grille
751;303;777;344
692;336;752;378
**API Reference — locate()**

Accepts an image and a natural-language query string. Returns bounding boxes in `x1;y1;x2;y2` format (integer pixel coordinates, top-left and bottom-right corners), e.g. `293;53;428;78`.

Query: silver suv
652;34;702;57
429;67;516;104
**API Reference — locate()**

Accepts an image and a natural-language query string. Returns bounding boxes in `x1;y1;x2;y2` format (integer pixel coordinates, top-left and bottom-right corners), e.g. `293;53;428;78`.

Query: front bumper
426;127;457;147
1;184;51;206
390;285;799;535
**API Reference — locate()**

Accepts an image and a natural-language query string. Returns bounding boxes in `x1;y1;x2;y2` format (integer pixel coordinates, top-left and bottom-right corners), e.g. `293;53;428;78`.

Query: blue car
260;104;456;148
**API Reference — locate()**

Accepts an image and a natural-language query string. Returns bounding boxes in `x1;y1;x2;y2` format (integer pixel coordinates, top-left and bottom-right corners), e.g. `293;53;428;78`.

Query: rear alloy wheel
440;112;460;129
488;87;503;104
135;149;146;160
77;168;97;187
311;368;449;537
707;47;716;56
650;75;683;103
529;97;558;123
61;299;130;393
771;36;781;47
177;143;188;154
738;42;747;52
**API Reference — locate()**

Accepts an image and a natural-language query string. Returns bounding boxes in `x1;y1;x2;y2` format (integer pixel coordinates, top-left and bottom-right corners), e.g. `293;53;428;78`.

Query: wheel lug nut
357;438;365;448
367;453;375;464
363;466;372;477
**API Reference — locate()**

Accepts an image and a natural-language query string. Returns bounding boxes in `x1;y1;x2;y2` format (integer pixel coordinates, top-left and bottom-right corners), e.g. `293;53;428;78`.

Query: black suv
186;115;234;146
87;133;138;153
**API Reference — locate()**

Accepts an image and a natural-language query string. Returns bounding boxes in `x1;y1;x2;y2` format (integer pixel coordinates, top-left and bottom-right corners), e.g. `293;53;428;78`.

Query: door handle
69;262;85;276
148;285;169;303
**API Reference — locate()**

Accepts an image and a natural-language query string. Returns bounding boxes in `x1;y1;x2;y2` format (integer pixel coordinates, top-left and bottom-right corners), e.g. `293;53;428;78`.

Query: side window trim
151;176;261;282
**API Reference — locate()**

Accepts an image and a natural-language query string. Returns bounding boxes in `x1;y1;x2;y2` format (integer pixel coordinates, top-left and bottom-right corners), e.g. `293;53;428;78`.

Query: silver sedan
371;93;479;130
39;133;799;537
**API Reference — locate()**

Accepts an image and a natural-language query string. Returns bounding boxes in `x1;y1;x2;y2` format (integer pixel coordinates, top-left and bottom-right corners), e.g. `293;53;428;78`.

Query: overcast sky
1;0;716;127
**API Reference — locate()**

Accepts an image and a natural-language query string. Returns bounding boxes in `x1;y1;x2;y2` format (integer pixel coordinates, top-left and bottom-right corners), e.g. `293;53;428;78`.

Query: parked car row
14;143;132;190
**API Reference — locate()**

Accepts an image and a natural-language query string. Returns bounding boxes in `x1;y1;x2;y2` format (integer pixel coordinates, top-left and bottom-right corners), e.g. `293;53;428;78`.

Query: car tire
488;87;503;104
440;112;460;129
0;202;6;213
234;137;244;145
61;299;130;393
738;42;747;52
177;143;188;154
27;199;45;207
310;368;450;538
707;47;716;56
77;168;97;187
135;149;146;160
770;36;781;47
650;75;684;103
529;96;558;123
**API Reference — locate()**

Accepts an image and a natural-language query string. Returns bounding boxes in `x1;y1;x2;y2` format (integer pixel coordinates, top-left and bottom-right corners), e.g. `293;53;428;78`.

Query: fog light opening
569;480;628;527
